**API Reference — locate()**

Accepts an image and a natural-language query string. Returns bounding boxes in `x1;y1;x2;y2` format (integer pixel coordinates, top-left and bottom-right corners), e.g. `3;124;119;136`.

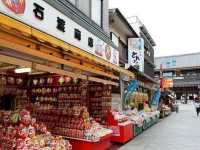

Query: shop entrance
0;60;113;121
0;60;114;149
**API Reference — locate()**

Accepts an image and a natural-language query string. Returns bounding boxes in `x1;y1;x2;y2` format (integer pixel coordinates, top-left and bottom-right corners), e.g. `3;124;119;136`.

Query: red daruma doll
19;109;31;126
39;123;48;134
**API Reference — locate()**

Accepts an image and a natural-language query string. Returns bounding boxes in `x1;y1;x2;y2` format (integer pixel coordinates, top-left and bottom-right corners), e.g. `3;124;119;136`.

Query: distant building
155;52;200;99
109;8;138;67
109;9;158;110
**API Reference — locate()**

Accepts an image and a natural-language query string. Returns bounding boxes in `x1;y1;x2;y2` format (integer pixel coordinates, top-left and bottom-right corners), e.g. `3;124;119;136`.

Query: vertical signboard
163;79;173;88
128;38;144;72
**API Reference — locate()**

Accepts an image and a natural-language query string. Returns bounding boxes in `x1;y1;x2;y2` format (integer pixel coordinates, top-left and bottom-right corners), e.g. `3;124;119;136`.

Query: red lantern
65;76;71;83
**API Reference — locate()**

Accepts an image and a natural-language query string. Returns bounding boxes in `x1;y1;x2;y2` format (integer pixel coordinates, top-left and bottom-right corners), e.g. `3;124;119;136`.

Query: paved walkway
119;104;200;150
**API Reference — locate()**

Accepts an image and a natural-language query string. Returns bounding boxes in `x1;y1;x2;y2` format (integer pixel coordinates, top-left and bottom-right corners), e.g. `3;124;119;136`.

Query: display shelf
29;82;87;107
56;135;99;143
89;84;112;123
66;133;112;150
30;84;82;88
107;110;133;143
0;84;26;88
0;109;72;150
134;124;143;136
143;119;150;130
110;123;133;143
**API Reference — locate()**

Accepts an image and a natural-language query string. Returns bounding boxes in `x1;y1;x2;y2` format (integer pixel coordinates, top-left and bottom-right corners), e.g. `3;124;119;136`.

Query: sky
109;0;200;57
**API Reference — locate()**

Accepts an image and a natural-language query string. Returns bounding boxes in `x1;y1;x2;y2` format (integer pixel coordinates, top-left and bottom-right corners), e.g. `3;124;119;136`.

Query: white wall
155;53;200;69
110;27;127;45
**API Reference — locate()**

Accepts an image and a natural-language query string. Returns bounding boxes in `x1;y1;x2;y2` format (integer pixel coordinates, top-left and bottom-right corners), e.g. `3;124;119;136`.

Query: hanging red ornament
65;76;71;83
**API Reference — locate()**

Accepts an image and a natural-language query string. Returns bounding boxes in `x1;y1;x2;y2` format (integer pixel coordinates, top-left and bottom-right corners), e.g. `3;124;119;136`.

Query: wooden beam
88;76;119;86
0;66;16;71
35;64;87;80
0;54;32;67
0;13;135;78
32;29;134;78
0;54;119;86
0;13;31;36
0;28;112;76
36;64;118;86
0;38;119;80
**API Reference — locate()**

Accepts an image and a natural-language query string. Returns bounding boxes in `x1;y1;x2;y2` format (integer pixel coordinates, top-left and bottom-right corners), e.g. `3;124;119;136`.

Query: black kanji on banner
57;17;66;32
132;51;140;63
33;3;44;20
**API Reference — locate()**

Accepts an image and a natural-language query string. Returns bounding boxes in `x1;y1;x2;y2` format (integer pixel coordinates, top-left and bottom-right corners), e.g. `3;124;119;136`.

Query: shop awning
0;13;135;80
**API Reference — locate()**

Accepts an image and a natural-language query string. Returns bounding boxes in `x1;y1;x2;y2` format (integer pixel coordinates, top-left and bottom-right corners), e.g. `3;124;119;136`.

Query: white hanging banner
128;38;144;72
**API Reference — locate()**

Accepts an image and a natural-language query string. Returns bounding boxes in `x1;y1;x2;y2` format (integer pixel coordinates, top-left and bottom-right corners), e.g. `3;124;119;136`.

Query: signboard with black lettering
0;0;119;66
128;38;144;72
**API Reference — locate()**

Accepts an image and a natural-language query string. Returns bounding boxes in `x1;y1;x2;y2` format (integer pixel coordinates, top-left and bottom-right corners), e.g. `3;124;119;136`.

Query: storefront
0;0;136;149
104;73;160;144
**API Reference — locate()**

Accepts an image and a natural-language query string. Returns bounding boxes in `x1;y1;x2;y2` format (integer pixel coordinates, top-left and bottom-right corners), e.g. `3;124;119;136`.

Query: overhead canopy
0;13;136;86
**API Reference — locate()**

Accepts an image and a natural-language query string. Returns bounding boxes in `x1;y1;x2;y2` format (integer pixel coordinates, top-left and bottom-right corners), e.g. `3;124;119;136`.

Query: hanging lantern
65;76;71;83
73;77;78;84
16;78;23;85
59;76;65;85
47;77;53;84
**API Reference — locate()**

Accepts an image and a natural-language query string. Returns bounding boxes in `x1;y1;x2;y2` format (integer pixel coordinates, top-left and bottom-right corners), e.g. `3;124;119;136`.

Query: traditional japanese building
109;9;158;110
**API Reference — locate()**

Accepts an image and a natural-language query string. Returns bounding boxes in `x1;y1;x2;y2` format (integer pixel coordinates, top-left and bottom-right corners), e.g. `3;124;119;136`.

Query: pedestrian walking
194;99;200;116
175;100;179;113
172;100;179;113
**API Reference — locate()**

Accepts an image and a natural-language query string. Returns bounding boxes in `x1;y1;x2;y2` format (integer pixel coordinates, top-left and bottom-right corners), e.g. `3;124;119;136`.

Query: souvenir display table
67;132;112;150
107;110;133;143
140;103;160;130
140;110;160;130
35;106;113;150
124;109;144;137
0;74;113;150
0;109;72;150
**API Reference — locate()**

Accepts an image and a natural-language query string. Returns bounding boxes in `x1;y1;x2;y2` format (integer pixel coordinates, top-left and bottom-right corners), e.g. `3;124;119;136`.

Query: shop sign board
0;0;119;66
162;79;173;88
128;38;144;72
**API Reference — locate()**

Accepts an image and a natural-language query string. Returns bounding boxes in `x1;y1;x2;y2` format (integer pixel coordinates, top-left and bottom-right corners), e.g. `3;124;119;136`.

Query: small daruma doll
20;109;31;126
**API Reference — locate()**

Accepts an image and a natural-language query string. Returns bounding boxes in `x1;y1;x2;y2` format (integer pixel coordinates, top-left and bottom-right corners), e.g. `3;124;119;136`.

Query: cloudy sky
109;0;200;57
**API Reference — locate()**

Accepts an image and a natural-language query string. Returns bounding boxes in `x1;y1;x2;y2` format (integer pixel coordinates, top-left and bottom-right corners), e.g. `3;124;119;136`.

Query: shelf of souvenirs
30;88;83;96
34;106;113;142
0;109;72;150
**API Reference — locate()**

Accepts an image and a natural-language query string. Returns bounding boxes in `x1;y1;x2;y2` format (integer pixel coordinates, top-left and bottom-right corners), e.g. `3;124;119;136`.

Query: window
88;37;94;47
68;0;76;5
74;29;81;41
67;0;102;27
78;0;91;17
110;32;119;47
91;0;102;26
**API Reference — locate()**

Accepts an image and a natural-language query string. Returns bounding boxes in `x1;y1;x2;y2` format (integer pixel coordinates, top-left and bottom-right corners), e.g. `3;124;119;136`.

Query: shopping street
116;103;200;150
0;0;200;150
